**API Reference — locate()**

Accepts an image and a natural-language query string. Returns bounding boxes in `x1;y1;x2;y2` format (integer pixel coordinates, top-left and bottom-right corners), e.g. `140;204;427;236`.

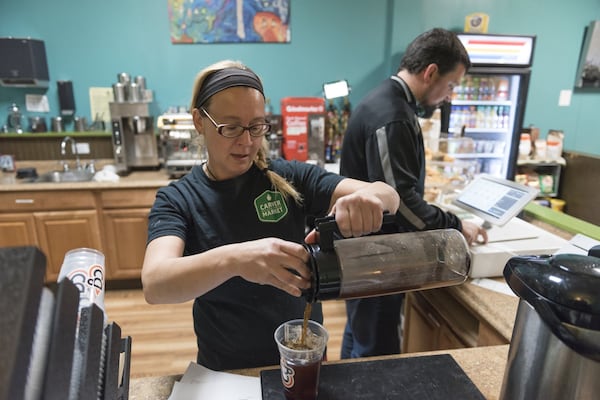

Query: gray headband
194;67;264;108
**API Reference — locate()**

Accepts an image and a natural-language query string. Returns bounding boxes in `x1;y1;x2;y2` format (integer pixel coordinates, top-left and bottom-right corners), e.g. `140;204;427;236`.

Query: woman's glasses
201;108;271;138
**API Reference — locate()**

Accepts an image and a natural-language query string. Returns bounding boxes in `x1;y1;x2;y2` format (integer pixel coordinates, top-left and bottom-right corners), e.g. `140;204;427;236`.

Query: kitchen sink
32;170;95;183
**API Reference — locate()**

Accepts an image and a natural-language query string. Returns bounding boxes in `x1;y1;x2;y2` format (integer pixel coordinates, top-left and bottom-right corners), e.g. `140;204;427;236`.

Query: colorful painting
168;0;290;44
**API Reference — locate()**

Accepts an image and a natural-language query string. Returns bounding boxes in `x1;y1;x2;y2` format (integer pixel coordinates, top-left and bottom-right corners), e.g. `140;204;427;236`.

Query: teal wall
1;0;599;155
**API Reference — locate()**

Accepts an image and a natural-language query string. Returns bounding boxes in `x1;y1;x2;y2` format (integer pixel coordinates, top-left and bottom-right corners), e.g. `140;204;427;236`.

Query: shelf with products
448;104;512;132
451;100;513;107
436;135;508;159
451;74;513;103
449;153;504;159
448;127;509;135
515;157;565;198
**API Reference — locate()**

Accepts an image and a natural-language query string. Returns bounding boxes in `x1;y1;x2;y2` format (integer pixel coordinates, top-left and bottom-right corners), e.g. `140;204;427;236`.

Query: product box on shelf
280;97;325;161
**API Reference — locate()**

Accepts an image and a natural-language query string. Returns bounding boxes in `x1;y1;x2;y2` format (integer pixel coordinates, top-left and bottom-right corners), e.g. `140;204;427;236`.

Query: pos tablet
452;174;539;227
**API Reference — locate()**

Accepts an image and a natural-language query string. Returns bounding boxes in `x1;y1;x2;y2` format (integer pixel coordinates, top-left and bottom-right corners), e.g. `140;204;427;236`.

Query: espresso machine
109;102;159;174
158;112;206;178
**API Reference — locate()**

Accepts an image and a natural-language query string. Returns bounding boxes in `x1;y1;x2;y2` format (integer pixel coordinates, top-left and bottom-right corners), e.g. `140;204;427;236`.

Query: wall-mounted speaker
57;80;76;117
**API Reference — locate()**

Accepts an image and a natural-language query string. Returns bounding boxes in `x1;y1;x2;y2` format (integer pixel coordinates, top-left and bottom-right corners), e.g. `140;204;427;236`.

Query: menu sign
458;34;535;67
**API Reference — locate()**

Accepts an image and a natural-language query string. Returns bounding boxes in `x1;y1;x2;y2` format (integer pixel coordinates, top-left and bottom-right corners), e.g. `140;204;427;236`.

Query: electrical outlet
558;90;572;107
76;142;90;154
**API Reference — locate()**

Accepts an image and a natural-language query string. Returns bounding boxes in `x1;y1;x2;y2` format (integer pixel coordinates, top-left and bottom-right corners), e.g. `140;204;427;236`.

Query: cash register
446;174;569;278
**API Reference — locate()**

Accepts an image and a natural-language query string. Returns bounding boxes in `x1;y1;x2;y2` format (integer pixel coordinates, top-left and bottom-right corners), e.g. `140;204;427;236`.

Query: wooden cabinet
402;289;507;353
100;189;157;280
0;187;158;281
0;191;102;281
0;212;38;247
34;210;103;280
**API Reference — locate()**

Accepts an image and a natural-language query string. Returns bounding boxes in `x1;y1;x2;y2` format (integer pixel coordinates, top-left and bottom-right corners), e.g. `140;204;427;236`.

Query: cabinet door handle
15;198;35;204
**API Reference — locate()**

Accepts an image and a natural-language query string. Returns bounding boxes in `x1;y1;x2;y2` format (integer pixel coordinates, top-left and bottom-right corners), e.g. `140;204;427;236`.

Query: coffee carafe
303;215;471;302
500;248;600;400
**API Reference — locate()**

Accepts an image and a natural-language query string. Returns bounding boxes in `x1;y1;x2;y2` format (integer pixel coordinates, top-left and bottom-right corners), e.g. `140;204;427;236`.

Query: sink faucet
60;136;81;171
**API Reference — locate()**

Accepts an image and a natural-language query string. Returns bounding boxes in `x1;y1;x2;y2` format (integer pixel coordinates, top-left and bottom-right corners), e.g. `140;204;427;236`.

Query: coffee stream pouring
303;214;471;303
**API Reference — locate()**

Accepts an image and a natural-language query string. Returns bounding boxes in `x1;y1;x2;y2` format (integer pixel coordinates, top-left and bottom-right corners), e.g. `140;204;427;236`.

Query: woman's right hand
231;237;312;297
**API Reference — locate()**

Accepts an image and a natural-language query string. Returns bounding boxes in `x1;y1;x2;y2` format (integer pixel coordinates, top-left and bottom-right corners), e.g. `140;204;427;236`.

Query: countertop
126;278;518;400
129;345;510;400
448;279;518;342
0;159;174;191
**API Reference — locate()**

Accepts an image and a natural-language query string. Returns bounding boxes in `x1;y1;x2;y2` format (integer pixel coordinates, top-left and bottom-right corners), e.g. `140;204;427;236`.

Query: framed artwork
168;0;290;44
575;20;600;88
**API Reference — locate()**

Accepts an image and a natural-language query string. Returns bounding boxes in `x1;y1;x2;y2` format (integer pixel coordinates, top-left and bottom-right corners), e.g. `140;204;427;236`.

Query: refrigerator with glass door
441;33;536;180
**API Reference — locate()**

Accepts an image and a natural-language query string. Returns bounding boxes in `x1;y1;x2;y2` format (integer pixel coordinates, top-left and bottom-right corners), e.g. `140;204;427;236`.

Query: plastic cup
274;319;328;400
57;248;106;317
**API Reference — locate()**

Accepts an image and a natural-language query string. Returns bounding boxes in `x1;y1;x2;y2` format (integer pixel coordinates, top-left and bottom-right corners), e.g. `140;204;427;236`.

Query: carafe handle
313;212;397;251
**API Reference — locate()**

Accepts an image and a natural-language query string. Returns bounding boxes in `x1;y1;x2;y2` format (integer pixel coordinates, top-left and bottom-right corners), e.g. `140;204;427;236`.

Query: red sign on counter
280;97;325;161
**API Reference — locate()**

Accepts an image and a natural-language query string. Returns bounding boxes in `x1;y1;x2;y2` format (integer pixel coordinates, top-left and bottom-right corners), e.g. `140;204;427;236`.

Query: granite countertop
128;281;516;400
126;277;516;400
0;159;174;191
129;345;510;400
449;280;519;342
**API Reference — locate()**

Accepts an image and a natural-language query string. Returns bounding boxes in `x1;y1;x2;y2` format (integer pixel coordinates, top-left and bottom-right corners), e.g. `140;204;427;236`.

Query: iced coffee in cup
274;319;328;400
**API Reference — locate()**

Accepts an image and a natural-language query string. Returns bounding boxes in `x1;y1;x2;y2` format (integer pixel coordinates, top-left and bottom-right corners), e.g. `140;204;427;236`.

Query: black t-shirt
147;159;343;370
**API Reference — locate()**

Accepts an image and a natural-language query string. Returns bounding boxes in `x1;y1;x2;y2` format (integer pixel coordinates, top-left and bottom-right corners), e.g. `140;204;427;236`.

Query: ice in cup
274;319;328;400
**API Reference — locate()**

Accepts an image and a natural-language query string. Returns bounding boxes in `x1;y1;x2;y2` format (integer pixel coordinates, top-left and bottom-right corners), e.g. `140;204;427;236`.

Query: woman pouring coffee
141;60;400;371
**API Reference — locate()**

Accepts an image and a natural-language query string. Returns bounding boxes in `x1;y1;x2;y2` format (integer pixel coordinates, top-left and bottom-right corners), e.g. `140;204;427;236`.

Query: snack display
438;137;475;154
424;160;478;203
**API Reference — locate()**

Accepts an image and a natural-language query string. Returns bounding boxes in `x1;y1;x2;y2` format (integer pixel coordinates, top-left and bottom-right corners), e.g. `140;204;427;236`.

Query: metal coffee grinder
109;102;159;174
108;73;159;174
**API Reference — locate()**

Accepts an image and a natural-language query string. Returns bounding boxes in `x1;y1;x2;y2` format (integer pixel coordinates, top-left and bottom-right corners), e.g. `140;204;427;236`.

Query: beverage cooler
441;33;536;180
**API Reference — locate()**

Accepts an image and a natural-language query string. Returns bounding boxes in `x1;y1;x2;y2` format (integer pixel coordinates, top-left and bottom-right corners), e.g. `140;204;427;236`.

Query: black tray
260;354;485;400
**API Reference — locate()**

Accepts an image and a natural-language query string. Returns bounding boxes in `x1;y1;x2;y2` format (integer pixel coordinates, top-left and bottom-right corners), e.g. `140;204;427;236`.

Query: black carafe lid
302;215;344;303
303;243;341;303
504;253;600;330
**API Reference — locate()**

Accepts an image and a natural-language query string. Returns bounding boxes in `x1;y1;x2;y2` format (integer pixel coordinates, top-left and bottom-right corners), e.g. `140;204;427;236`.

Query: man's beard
417;100;450;119
417;103;438;119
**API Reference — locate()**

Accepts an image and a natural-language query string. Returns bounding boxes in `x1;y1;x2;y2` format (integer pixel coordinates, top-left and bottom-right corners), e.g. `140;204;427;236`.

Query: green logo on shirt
254;190;288;222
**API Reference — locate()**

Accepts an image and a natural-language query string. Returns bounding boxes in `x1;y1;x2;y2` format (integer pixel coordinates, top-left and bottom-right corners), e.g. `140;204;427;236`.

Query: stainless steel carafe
51;116;64;132
500;249;600;400
303;215;471;302
28;116;47;132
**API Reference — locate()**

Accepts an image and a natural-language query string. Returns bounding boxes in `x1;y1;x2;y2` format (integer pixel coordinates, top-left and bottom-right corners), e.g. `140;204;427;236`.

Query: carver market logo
254;190;288;222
